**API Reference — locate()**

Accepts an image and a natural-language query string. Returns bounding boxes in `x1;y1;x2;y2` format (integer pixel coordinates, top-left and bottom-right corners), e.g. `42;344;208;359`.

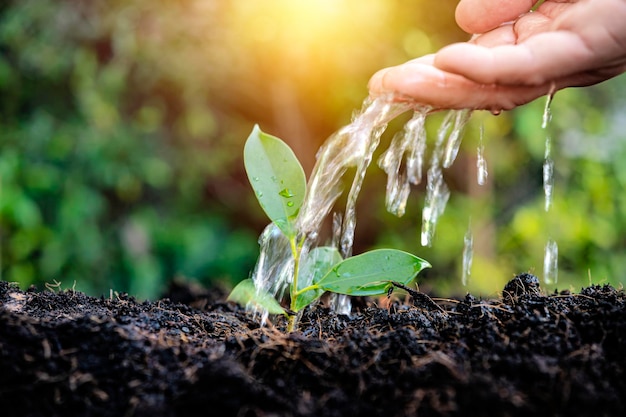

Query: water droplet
271;176;278;183
256;191;263;198
279;188;295;198
543;239;558;285
462;224;473;286
443;109;472;168
490;109;501;116
477;124;488;186
542;91;554;129
252;176;260;182
287;201;294;207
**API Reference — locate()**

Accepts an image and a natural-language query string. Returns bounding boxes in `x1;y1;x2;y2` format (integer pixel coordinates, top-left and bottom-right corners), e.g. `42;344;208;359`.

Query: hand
368;0;626;112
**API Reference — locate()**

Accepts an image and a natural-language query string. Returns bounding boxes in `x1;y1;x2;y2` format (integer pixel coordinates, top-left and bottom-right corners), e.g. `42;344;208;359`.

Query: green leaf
293;246;343;312
243;124;307;238
227;278;286;316
316;249;430;296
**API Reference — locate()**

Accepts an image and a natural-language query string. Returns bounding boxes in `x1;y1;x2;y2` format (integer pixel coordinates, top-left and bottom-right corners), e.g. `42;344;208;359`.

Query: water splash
250;223;295;323
378;108;429;217
477;124;488;186
330;211;351;314
543;238;558;285
461;222;473;286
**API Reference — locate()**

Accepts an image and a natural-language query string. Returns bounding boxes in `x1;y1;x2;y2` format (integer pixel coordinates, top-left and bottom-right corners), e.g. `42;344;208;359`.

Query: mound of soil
1;274;625;417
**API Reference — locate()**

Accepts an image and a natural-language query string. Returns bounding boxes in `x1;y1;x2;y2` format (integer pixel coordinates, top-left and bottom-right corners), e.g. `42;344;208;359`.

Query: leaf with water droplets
227;278;286;316
316;249;430;296
244;125;307;238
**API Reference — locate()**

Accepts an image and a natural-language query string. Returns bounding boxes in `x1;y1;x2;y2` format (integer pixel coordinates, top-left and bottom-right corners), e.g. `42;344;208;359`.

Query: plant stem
287;235;303;332
293;284;318;298
287;315;296;332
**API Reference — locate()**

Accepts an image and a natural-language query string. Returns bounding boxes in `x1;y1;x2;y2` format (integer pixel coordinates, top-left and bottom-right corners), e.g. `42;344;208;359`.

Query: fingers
468;24;517;47
455;0;539;34
367;60;554;111
434;31;595;85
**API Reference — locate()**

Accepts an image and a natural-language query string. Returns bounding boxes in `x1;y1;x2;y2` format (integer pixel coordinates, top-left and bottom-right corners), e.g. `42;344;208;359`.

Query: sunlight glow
229;1;392;60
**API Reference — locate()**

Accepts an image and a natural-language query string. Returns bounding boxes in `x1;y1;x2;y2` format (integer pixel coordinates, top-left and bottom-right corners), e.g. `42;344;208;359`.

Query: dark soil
1;273;625;417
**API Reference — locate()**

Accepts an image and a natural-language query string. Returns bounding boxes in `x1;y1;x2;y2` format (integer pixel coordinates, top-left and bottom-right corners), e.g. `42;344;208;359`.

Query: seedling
228;125;431;331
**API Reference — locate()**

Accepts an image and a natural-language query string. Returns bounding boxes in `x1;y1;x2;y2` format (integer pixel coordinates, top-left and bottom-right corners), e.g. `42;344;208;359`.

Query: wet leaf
227;278;286;316
244;125;306;238
316;249;430;296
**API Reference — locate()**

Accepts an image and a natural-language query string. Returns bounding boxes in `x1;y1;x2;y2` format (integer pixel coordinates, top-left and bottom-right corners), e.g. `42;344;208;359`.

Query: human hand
368;0;626;112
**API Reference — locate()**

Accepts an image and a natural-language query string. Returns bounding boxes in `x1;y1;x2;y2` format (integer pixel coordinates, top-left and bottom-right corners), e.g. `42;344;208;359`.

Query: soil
1;273;625;417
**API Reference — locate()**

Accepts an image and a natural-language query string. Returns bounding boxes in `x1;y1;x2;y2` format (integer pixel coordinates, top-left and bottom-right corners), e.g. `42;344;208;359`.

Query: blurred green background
2;0;625;300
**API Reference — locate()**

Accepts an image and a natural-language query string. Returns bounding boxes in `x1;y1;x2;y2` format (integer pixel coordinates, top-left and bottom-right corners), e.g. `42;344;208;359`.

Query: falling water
543;239;558;285
296;97;411;238
249;223;298;323
542;91;555;211
461;222;473;286
477;124;488;186
378;108;430;217
458;124;488;287
541;91;558;285
542;91;553;130
421;110;472;247
443;110;472;168
543;136;555;212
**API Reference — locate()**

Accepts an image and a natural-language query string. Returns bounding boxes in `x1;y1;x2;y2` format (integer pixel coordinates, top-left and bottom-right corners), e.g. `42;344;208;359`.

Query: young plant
228;125;430;331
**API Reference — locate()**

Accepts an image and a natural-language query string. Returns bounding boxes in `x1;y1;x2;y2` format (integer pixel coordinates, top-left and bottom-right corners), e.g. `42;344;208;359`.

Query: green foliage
230;126;430;327
0;0;260;298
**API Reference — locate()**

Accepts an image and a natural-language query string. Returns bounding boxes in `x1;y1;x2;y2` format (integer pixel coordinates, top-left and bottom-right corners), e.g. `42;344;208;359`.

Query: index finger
456;0;539;34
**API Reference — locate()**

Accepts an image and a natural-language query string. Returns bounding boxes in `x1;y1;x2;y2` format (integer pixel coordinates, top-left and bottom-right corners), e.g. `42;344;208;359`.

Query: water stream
542;91;559;285
421;110;472;247
477;124;488;186
461;221;473;287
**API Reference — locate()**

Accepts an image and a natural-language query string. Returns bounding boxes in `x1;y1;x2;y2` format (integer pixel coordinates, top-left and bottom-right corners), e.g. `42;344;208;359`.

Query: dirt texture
1;273;625;417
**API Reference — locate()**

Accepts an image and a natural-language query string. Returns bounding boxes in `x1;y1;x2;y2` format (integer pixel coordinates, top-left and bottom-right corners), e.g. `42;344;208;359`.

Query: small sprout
229;125;431;331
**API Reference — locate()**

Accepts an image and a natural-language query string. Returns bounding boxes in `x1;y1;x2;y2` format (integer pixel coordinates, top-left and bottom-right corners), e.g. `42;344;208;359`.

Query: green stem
293;284;319;298
286;236;301;332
